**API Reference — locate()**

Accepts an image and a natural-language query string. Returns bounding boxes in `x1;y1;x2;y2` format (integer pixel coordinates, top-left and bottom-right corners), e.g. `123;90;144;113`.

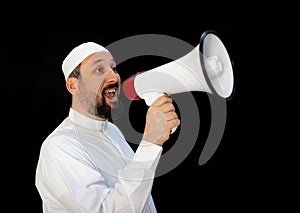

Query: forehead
83;51;114;66
79;51;114;71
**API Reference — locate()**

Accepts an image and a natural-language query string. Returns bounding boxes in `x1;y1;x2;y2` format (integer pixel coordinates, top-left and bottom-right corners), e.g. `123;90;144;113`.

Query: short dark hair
68;65;81;79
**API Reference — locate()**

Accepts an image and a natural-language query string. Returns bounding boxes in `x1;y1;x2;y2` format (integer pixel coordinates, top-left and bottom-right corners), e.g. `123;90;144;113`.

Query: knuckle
167;103;175;110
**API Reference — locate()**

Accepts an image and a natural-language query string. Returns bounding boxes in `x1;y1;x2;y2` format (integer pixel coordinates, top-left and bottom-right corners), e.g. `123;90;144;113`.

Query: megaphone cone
123;31;234;107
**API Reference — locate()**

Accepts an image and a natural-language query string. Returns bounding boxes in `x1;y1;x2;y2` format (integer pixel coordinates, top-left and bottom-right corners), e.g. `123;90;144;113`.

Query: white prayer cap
62;42;109;80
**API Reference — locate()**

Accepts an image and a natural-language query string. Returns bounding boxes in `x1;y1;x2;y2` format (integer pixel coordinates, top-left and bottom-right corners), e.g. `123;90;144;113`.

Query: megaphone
122;30;234;132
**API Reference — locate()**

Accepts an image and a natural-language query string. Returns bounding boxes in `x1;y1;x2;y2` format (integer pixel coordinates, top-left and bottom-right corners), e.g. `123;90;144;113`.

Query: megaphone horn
122;30;234;132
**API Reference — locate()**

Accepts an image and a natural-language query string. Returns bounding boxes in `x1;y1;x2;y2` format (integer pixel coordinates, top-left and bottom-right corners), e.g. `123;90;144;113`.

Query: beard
96;82;121;120
96;98;112;120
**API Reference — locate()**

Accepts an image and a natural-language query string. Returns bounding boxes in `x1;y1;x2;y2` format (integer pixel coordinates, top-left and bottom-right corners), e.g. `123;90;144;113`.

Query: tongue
105;92;115;98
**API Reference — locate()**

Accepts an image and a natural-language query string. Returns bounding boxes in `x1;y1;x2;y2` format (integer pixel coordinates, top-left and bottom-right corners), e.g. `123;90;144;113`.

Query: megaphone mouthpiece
122;72;141;101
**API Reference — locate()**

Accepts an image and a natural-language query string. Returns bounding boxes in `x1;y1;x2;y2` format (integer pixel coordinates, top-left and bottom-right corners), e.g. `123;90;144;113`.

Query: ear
66;77;78;95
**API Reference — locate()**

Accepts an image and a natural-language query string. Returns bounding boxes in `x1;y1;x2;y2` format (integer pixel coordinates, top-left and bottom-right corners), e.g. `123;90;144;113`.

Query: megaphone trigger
170;126;177;134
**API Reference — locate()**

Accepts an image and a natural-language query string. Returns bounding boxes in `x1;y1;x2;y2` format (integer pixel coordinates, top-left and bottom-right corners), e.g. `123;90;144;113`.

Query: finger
151;103;175;114
152;95;172;107
160;103;176;113
165;111;178;121
166;118;181;131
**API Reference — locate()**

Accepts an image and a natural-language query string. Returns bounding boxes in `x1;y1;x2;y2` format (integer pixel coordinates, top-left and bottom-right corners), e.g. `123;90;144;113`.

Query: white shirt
35;108;162;213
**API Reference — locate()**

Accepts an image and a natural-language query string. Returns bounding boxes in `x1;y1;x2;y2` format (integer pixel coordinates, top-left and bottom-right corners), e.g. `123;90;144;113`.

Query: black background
0;4;295;212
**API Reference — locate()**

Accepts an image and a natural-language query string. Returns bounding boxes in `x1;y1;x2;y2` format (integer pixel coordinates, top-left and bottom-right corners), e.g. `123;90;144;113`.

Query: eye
96;67;104;73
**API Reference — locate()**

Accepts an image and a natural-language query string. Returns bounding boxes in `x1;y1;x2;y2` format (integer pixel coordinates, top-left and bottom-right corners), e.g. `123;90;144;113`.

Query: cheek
96;95;103;104
97;82;106;98
92;79;105;94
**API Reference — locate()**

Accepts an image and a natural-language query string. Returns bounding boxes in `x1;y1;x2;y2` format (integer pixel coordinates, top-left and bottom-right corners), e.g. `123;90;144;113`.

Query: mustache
102;82;119;93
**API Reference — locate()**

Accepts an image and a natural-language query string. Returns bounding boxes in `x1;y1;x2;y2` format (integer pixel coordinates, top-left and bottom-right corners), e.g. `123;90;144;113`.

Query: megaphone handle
143;92;164;106
143;92;177;134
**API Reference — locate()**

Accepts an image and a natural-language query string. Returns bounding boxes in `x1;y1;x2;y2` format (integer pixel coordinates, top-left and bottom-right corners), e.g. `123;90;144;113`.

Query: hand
142;95;180;146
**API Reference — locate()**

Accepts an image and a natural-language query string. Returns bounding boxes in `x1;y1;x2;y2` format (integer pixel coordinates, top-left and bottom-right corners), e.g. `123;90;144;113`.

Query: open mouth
103;87;118;99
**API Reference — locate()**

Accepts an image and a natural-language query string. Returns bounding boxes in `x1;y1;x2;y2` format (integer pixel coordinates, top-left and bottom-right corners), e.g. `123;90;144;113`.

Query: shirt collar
68;108;108;132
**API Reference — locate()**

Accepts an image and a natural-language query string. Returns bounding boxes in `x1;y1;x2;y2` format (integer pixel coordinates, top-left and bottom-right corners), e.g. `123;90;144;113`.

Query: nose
106;68;119;83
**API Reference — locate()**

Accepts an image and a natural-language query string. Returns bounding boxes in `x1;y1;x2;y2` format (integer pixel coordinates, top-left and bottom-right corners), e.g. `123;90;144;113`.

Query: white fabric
35;108;162;213
62;42;109;80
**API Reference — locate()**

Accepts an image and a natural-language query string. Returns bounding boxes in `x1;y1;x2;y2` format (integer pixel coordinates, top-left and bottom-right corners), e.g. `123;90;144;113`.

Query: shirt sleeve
117;140;162;212
35;136;162;213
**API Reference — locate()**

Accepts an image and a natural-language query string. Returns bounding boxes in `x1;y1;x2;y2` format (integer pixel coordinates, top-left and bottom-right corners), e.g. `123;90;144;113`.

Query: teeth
107;88;116;92
104;88;117;94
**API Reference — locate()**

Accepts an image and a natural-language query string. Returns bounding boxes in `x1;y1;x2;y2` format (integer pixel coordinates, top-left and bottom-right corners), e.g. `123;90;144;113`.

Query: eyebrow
93;58;116;65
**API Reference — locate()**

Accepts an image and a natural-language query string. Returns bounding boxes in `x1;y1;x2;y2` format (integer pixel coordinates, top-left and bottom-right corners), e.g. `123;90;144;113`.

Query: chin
104;99;112;107
107;97;118;107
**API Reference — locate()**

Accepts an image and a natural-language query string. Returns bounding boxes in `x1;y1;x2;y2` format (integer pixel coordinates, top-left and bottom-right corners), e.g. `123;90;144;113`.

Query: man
35;41;180;212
